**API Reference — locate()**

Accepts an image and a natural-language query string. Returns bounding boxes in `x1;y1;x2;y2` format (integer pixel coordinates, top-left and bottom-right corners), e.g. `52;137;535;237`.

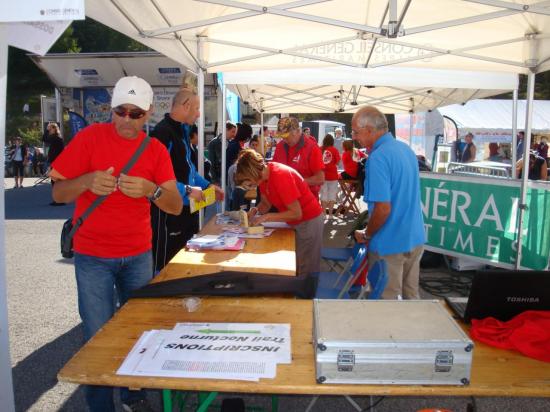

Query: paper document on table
117;323;291;381
190;186;216;213
172;322;291;364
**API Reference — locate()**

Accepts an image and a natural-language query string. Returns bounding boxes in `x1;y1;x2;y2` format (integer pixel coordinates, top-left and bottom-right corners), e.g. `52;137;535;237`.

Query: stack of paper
186;234;245;251
117;323;291;381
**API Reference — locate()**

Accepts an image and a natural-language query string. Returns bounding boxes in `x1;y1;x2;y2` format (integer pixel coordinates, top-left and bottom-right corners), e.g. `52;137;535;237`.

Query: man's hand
211;184;224;201
188;186;205;201
118;173;155;198
354;229;368;244
86;167;117;196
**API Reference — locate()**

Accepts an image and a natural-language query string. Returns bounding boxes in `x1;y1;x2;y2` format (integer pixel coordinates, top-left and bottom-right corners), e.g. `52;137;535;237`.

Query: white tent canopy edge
223;66;518;114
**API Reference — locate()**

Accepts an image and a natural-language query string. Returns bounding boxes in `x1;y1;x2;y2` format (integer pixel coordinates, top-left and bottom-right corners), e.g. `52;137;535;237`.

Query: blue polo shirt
363;132;425;256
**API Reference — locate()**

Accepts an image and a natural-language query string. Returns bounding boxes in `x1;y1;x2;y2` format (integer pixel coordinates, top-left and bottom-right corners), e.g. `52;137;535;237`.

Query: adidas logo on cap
111;76;153;111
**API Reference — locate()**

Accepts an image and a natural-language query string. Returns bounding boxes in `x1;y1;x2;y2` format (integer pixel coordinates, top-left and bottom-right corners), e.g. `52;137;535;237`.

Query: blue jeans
74;250;153;412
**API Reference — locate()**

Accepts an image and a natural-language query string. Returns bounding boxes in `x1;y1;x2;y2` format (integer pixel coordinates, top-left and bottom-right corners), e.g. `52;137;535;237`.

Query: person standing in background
272;117;324;199
207;121;237;185
150;88;223;273
44;123;66;205
320;134;340;220
9;136;28;188
460;132;476;163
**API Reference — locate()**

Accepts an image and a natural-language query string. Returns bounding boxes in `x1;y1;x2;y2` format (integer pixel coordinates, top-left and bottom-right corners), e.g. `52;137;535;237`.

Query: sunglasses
112;106;147;120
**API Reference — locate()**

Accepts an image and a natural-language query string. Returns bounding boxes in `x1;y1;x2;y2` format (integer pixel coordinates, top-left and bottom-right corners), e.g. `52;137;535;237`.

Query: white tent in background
224;66;517;114
439;99;550;135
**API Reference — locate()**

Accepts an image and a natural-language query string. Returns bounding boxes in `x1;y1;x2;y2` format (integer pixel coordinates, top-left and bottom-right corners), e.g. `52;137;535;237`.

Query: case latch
337;350;355;372
434;350;454;372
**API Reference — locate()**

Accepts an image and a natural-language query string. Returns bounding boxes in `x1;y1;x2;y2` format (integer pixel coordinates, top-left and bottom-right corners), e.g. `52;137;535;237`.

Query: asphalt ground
5;177;550;412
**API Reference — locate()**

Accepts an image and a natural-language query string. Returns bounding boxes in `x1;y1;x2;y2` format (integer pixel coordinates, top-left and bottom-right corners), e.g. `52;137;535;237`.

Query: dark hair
322;134;334;150
226;121;237;131
235;122;253;142
190;124;198;137
250;135;259;144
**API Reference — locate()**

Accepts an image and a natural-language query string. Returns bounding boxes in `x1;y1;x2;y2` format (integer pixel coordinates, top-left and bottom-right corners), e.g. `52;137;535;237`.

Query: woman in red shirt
340;139;366;180
320;134;341;220
235;149;323;276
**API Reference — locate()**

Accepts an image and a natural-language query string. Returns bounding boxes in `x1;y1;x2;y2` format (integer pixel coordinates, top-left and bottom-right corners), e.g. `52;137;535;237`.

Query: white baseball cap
111;76;153;111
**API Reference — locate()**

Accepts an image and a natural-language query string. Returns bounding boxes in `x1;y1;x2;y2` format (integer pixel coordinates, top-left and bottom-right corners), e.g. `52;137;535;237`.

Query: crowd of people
33;75;549;411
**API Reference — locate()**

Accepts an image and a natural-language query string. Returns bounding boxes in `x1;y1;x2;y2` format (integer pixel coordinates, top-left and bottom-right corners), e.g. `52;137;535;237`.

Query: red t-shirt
52;123;176;258
322;146;341;181
341;150;365;178
260;162;322;226
272;136;324;197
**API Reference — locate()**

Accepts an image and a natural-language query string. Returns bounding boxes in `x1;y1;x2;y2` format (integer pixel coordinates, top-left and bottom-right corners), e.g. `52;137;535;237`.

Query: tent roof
224;67;517;113
85;0;550;74
29;52;188;87
438;99;550;133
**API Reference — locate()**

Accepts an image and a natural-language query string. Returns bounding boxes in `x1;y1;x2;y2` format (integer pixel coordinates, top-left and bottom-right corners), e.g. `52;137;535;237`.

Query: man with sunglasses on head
150;87;224;272
49;76;183;412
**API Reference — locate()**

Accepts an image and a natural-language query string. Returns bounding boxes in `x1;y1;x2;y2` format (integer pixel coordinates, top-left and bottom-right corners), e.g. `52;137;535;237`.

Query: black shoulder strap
68;135;151;237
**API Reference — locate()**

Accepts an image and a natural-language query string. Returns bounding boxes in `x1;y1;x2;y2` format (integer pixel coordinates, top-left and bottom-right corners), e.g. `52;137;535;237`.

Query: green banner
420;173;550;270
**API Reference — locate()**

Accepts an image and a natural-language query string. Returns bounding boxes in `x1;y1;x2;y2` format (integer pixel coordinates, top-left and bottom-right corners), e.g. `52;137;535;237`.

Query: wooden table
156;217;296;282
58;297;550;412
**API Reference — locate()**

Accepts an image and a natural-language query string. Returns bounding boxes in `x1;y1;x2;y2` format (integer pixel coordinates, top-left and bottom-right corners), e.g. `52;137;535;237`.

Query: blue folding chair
321;242;360;274
358;259;388;300
315;246;368;299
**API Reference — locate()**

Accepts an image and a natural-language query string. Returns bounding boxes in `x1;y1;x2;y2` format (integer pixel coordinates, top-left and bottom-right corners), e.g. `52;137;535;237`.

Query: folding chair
315;246;368;299
321;242;359;274
357;259;388;300
336;179;361;216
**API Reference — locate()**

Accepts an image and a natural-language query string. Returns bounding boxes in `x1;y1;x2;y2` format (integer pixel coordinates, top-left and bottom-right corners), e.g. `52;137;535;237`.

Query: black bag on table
131;271;318;299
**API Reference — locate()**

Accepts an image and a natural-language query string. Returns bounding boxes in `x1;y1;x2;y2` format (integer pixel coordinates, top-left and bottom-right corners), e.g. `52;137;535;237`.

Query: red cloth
272;135;324;198
470;310;550;362
322;146;340;181
260;162;322;226
52;123;176;258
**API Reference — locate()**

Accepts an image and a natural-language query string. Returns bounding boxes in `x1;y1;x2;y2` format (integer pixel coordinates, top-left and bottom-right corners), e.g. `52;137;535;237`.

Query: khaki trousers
368;245;424;299
294;214;324;275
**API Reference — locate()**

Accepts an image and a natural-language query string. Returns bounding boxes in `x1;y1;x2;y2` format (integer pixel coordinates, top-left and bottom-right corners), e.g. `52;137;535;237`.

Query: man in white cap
49;76;182;412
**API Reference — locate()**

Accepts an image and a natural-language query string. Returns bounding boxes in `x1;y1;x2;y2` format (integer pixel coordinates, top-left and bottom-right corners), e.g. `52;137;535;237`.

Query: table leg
271;395;279;412
197;391;218;412
162;389;172;412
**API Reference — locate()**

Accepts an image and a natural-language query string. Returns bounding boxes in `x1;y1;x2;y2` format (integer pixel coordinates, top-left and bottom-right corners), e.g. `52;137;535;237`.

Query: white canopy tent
439;98;550;134
224;66;518;113
84;0;550;268
29;52;189;88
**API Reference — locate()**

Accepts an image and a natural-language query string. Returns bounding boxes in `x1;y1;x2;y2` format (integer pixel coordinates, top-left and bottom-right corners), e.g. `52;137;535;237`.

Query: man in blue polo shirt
352;106;425;299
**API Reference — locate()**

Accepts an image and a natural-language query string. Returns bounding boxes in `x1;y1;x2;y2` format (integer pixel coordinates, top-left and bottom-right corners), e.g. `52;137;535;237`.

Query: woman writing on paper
235;149;323;276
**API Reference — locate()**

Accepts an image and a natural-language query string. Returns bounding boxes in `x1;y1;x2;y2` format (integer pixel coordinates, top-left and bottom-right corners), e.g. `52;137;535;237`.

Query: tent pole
408;109;414;148
515;69;536;269
221;83;227;212
260;109;265;156
0;25;16;412
511;88;518;171
197;37;206;228
55;88;63;139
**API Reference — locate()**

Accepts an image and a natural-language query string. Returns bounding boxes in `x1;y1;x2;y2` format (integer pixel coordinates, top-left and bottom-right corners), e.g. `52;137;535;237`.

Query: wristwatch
148;185;163;201
185;185;193;195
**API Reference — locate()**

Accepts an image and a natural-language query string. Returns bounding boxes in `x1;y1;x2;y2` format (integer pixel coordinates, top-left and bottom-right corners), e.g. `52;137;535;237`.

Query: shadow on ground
5;182;74;220
12;325;83;412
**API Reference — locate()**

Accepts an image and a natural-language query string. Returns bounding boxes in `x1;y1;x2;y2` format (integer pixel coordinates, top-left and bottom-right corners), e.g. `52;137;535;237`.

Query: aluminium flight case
313;299;474;385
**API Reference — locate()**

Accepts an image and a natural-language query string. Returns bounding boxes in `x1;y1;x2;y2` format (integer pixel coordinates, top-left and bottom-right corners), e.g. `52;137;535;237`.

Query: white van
301;120;346;151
